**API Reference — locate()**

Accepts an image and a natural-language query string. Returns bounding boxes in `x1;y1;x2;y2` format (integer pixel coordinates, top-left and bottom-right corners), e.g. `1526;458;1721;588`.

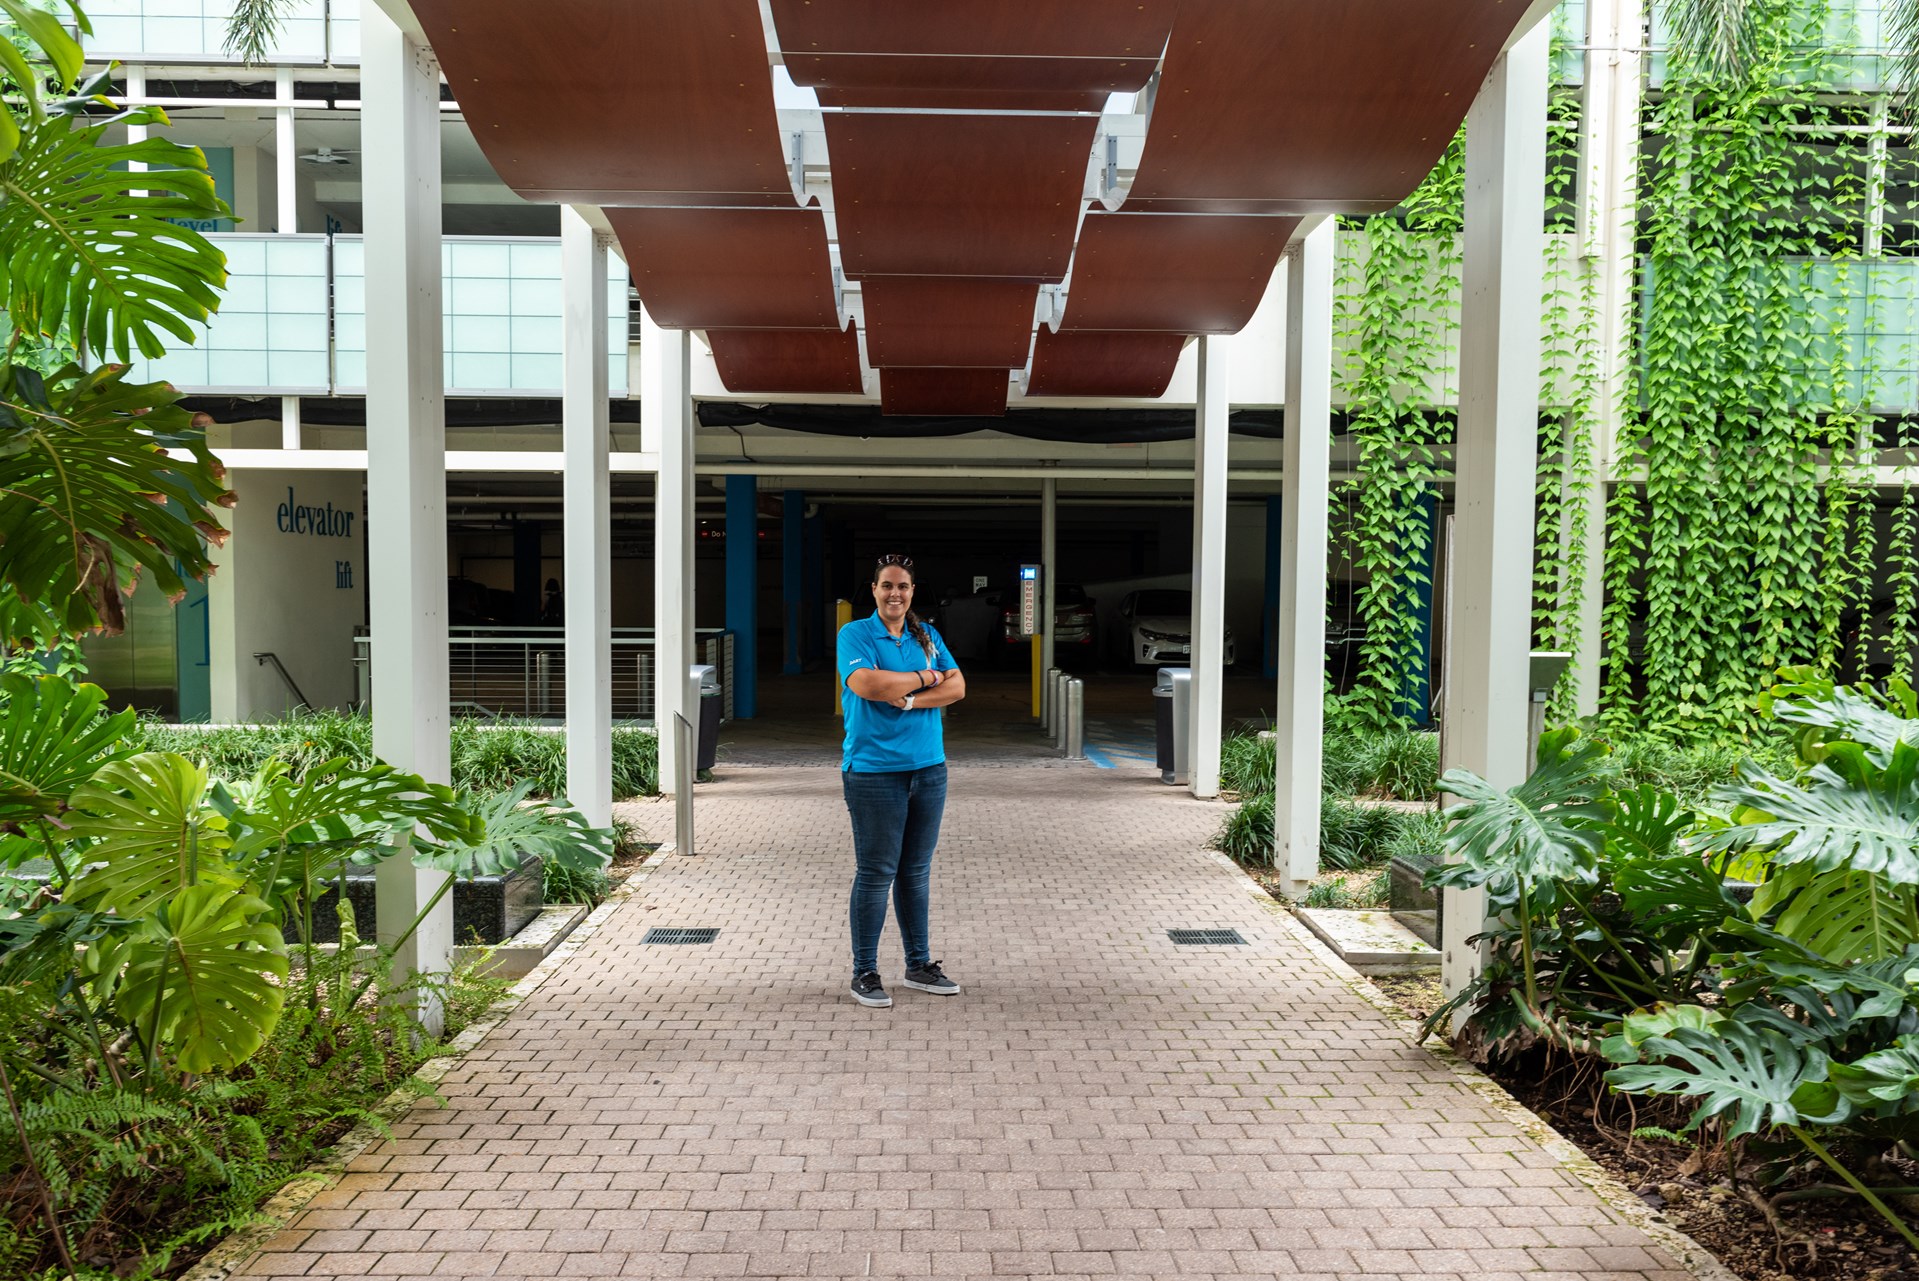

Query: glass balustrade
127;234;630;398
126;234;332;393
83;0;350;64
333;237;630;397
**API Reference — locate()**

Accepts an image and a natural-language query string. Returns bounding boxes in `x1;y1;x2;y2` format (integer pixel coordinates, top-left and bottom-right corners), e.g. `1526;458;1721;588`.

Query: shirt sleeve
928;625;957;671
837;621;876;690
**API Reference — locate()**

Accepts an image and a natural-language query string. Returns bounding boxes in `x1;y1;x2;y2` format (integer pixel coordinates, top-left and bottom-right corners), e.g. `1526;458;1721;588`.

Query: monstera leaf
1605;1020;1843;1138
0;672;133;835
1750;862;1919;965
0;0;85;164
65;753;235;919
1600;1003;1726;1063
1760;668;1919;768
412;783;613;879
1430;727;1611;894
0;102;228;360
1602;784;1696;859
222;755;479;853
1828;1036;1919;1110
112;884;287;1073
1705;740;1919;887
0;363;232;649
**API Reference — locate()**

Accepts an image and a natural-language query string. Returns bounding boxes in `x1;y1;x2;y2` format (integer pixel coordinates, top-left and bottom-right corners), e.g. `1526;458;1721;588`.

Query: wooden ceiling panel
411;0;794;206
826;113;1097;281
607;208;839;331
862;279;1037;368
1025;330;1187;399
1126;0;1534;214
708;327;865;395
879;368;1012;416
1062;213;1297;335
769;1;1174;96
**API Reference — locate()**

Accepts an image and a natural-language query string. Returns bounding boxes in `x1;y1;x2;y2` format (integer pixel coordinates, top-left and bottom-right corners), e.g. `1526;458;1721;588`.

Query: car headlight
1140;628;1182;643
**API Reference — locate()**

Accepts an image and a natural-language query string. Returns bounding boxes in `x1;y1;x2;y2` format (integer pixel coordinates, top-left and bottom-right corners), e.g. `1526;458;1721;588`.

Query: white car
1119;589;1236;667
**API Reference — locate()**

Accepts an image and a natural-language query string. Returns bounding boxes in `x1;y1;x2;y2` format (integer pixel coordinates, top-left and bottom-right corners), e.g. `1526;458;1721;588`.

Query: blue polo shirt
837;612;956;772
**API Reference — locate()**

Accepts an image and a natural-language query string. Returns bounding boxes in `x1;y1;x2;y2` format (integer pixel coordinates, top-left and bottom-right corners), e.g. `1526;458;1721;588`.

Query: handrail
253;652;311;710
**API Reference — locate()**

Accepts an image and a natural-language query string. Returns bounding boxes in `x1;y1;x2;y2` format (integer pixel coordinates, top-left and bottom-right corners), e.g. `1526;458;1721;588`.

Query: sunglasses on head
876;554;914;570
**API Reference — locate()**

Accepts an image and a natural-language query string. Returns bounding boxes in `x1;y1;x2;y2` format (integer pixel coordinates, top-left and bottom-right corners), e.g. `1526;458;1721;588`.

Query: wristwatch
901;693;916;710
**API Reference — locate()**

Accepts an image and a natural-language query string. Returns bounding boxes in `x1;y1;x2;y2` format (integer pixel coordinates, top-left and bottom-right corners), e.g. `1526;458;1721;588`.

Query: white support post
125;65;146;193
362;4;451;1033
276;66;298;233
1040;477;1056;682
1188;335;1229;799
1274;219;1335;893
1443;19;1551;1013
1571;0;1643;716
651;319;695;800
281;397;302;450
562;208;612;827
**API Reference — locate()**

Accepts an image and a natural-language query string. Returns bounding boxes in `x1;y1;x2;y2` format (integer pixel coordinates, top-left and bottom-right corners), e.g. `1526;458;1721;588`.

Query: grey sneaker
901;960;960;995
850;970;891;1007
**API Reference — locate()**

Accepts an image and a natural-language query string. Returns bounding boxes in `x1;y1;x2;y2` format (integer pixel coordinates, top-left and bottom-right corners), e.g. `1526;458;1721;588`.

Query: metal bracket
790;129;805;194
1103;134;1119;194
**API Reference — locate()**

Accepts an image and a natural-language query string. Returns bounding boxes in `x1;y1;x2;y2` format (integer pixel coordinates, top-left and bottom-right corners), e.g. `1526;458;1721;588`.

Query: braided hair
873;556;937;660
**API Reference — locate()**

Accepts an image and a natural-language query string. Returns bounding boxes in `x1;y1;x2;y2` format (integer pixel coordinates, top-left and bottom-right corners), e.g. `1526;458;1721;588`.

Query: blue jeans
843;763;947;976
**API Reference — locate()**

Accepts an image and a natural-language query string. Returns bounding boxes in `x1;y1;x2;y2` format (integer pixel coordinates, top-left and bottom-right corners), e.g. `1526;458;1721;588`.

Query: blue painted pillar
782;489;804;674
1394;489;1438;726
725;474;758;717
802;508;824;661
1263;495;1282;679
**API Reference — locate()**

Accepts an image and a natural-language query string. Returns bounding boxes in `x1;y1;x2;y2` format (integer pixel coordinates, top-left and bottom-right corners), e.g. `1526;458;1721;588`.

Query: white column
1187;335;1229;798
275;66;298;233
124;65;145;192
1274;219;1335;893
1040;477;1057;683
362;3;451;1033
562;208;612;827
1571;0;1642;716
1442;19;1550;1012
650;320;695;797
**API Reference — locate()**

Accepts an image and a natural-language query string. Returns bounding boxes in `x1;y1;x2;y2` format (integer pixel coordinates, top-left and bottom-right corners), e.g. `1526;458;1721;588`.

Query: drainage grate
642;927;720;945
1167;928;1247;946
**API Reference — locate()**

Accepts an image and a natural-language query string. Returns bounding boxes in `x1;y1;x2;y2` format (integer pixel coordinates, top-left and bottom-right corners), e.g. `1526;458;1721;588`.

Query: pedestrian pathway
242;764;1698;1281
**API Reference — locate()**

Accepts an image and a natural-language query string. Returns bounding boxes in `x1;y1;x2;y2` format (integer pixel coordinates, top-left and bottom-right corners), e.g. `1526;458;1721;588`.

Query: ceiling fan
298;146;357;166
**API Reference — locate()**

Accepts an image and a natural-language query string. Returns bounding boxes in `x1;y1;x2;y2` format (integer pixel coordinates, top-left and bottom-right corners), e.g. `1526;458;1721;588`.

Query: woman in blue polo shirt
837;553;967;1007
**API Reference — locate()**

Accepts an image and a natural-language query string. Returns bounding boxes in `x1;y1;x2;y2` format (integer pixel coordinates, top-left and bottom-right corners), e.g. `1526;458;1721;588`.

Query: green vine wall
1327;0;1919;741
1600;0;1908;739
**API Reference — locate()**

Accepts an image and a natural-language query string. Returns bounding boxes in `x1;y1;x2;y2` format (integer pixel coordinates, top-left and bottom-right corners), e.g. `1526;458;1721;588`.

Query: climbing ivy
1331;133;1462;731
1600;0;1883;739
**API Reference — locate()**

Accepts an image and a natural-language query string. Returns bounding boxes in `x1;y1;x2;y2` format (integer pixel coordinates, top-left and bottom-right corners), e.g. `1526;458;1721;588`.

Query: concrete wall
209;470;366;720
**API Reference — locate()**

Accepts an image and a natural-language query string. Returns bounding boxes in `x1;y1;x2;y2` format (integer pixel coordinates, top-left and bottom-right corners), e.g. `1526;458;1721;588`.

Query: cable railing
351;626;733;722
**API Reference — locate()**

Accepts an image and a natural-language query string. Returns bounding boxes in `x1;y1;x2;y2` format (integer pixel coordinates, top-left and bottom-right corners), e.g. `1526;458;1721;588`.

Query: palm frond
1668;0;1763;82
221;0;297;66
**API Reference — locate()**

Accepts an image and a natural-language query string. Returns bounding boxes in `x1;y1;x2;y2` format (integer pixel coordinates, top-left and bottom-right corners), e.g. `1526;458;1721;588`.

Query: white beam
562;208;612;827
1274;219;1335;893
1442;21;1550;1015
651;318;696;798
1187;335;1229;799
362;2;451;1034
1571;0;1643;717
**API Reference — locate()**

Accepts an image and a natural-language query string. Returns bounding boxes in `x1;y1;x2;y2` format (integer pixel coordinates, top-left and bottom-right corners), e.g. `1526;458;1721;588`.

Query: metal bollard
534;649;553;716
1049;669;1067;739
1054;673;1070;751
1064;677;1086;760
674;711;695;855
1041;666;1062;733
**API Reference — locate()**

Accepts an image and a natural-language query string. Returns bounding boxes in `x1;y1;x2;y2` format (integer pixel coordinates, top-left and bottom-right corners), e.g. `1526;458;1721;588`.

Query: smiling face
871;562;915;629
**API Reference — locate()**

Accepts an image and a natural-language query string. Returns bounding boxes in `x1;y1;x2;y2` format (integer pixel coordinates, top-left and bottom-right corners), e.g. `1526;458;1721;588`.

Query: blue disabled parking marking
1082;742;1117;769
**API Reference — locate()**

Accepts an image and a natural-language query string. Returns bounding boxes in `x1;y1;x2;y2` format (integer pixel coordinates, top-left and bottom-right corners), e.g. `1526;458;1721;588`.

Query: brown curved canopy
413;0;1541;413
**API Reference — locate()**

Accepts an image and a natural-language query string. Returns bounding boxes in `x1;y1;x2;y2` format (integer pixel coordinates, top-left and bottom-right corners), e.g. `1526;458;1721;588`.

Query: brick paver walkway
246;763;1697;1281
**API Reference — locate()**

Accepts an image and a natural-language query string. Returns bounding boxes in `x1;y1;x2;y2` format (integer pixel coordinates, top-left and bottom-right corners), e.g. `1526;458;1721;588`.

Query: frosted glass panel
123;234;330;393
333;235;630;397
81;0;338;63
